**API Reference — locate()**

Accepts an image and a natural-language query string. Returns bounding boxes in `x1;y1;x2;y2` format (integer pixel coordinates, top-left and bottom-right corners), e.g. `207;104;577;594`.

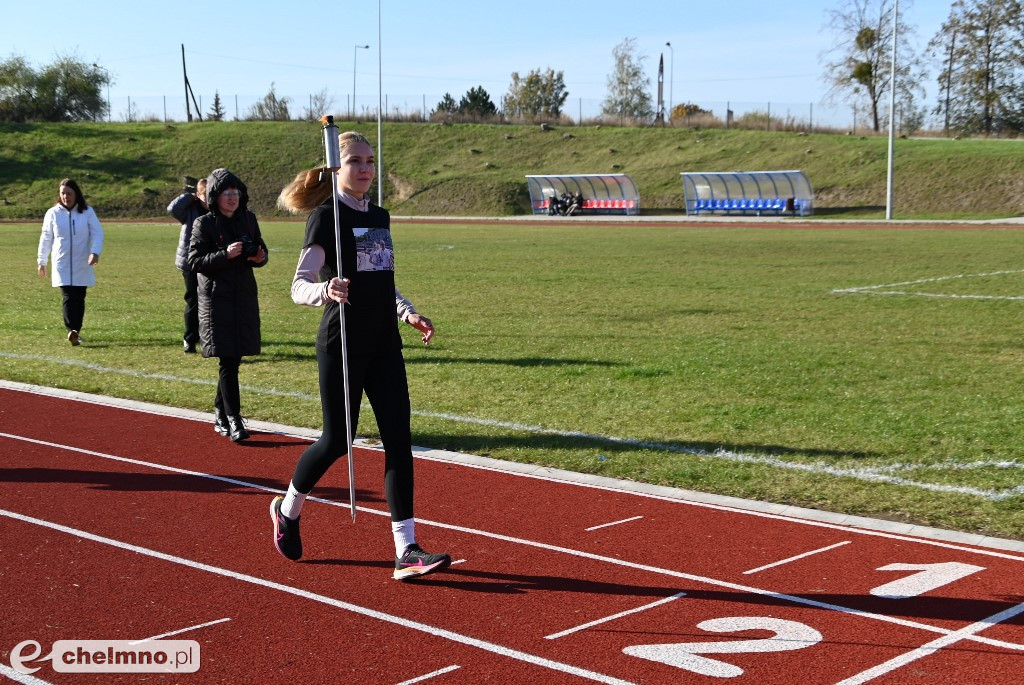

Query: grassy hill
2;120;1023;220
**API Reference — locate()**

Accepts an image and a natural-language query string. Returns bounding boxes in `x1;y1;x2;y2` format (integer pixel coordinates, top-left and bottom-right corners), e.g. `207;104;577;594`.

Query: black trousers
60;286;87;333
291;347;415;522
214;357;241;417
182;271;200;345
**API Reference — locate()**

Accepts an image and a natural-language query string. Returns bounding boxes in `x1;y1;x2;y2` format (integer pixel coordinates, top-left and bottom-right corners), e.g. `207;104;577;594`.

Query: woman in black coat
187;168;268;442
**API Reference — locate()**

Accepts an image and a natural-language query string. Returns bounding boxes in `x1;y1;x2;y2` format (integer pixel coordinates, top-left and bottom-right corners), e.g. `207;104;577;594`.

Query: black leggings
214;357;241;416
291;347;414;522
60;286;87;333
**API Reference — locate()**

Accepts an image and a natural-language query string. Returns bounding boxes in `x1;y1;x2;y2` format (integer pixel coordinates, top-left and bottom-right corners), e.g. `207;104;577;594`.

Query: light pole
353;44;369;118
664;42;674;121
92;63;110;122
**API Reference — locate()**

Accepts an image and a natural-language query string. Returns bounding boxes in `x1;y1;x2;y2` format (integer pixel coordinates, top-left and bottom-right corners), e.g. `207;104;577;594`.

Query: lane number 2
624;616;822;678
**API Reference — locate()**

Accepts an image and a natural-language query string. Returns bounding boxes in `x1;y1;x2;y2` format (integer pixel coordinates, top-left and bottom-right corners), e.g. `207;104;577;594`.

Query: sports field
2;218;1023;540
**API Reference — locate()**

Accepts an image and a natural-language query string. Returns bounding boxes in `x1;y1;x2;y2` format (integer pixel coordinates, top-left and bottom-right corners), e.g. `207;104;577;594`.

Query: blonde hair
277;131;372;214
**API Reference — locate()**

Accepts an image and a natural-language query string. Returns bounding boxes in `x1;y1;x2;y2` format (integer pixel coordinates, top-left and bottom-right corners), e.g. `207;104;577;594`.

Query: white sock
280;482;307;520
392;518;416;557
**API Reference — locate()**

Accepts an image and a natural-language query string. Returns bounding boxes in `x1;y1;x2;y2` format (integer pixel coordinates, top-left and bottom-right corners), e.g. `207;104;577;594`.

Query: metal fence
106;92;870;132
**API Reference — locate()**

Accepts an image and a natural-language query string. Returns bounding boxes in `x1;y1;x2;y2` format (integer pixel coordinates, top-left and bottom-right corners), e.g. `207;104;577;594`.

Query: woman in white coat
37;178;104;346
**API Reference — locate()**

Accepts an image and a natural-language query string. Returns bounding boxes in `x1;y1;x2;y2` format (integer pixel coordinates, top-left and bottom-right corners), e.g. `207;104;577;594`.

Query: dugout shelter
681;170;813;217
526;174;640;215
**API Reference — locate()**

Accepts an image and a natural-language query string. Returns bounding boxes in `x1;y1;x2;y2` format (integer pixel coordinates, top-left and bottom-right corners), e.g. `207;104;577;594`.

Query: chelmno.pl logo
10;640;200;674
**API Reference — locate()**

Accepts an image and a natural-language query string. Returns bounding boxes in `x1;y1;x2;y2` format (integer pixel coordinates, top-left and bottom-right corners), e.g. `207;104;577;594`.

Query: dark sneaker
184;340;196;354
270;496;302;561
213;409;229;437
68;330;80;346
227;415;250;442
394;544;451;580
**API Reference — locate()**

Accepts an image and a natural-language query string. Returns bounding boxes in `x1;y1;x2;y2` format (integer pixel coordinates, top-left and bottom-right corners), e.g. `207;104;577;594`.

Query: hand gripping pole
321;115;357;522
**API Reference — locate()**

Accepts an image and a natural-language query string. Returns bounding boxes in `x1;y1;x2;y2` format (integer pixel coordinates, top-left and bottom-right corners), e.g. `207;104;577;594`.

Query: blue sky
6;1;950;124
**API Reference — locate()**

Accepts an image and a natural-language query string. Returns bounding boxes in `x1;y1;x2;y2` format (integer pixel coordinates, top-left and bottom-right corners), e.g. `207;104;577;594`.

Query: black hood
205;168;249;215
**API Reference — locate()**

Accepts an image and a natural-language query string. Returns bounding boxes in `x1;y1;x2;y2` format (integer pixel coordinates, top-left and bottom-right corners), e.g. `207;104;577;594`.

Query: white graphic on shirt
353;227;394;272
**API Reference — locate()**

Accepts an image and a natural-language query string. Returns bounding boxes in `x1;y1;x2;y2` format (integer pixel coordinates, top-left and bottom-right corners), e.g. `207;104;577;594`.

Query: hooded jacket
38;203;104;287
167;191;207;272
186;168;268;358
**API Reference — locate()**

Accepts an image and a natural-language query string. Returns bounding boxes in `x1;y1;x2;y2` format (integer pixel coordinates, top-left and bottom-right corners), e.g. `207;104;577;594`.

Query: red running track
1;385;1022;684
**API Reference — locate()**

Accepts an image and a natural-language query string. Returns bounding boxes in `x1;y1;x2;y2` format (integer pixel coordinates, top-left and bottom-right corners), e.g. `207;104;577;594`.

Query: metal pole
377;0;383;206
181;45;191;122
321;115;357;523
885;0;899;220
665;42;674;120
353;44;369;118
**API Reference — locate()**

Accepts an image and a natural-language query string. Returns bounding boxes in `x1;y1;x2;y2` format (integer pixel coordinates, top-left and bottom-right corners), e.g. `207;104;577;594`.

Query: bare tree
821;0;926;132
246;83;291;121
301;88;335;121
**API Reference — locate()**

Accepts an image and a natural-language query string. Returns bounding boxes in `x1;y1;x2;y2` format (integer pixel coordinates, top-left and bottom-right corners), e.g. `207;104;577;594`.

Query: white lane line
834;598;1024;685
545;592;686;640
2;366;1019;501
128;617;232;645
0;664;53;684
396;665;461;684
4;432;1024;652
0;509;636;685
585;516;643;531
742;541;853;575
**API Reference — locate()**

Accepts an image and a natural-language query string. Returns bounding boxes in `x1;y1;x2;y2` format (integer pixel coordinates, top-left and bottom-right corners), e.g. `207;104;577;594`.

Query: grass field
4;218;1024;540
3;121;1024;220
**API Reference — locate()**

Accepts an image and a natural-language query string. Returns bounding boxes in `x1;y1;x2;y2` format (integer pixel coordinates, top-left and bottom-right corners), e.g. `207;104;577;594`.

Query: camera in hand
239;234;260;258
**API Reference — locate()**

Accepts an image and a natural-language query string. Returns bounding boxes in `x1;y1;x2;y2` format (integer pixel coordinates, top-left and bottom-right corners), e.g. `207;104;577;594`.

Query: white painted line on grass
585;516;643;531
833;269;1024;301
0;509;637;685
396;665;461;684
1;373;1017;501
3;433;1023;653
128;617;232;645
834;598;1024;685
743;541;853;575
545;592;686;640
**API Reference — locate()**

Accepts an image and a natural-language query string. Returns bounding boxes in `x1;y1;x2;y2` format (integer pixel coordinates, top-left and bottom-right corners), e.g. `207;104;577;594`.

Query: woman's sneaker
393;544;451;580
269;496;302;561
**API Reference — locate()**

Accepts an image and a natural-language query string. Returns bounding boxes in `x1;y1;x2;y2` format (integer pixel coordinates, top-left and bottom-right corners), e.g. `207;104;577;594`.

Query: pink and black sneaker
393;544;451;580
270;496;302;561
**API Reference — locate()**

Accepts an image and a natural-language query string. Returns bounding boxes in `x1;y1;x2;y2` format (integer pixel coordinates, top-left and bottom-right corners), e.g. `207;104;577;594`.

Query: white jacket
38;204;104;287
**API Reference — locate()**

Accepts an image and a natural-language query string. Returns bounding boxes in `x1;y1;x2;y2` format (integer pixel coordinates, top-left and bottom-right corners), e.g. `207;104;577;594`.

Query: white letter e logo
10;640;43;674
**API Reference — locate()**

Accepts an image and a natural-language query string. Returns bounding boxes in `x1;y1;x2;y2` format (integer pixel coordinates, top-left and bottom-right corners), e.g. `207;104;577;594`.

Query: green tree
433;92;458;115
502;68;568;119
822;0;926;132
0;54;107;122
207;91;226;121
459;86;497;118
246;83;291;121
928;0;1024;135
601;37;653;120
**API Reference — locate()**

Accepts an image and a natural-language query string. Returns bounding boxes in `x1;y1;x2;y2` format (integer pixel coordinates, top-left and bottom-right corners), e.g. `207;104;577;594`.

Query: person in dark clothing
186;168;268;442
271;130;449;580
167;177;208;353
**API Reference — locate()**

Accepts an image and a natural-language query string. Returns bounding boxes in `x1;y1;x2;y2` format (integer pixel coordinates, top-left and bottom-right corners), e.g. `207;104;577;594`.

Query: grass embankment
3;221;1023;540
1;121;1023;220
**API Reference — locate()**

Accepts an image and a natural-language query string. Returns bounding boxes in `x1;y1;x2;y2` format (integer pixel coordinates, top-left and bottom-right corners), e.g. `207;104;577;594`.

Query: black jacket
167;191;207;272
186;168;268;358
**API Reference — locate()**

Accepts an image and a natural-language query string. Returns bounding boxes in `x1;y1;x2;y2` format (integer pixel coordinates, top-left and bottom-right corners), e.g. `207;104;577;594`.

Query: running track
1;383;1022;684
